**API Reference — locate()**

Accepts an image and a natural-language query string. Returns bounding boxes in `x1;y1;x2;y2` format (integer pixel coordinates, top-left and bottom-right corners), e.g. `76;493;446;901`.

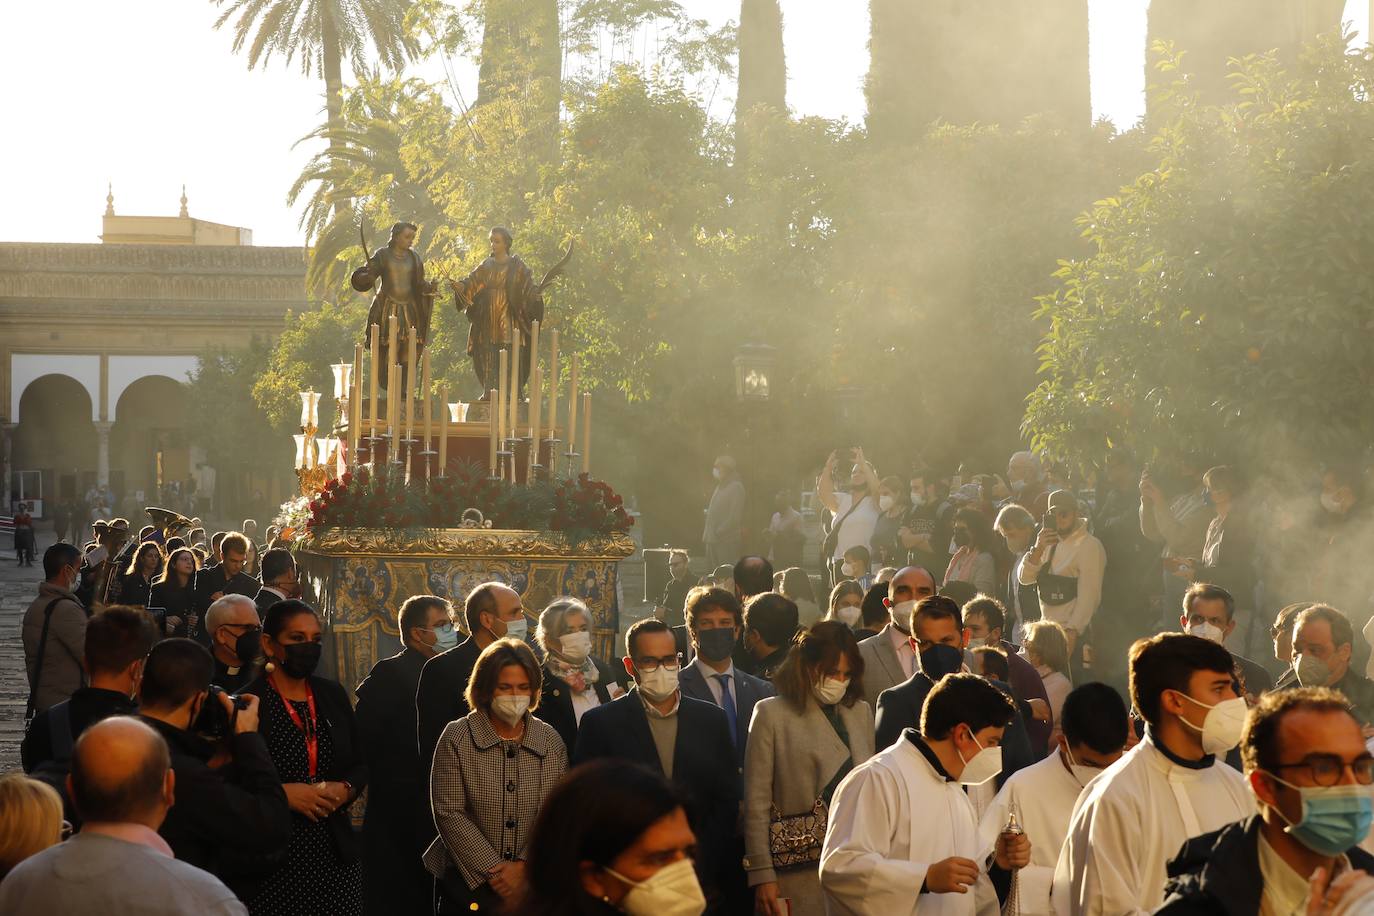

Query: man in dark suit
875;597;1037;783
253;548;299;619
192;532;258;644
574;619;741;911
356;595;455;916
415;581;527;769
677;587;775;769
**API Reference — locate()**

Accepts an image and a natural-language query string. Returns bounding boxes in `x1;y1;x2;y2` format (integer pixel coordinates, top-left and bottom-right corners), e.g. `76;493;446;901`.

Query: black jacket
212;656;260;695
875;674;1036;787
572;690;740;899
1158;815;1374;914
356;647;433;916
193;566;261;620
140;715;292;901
241;674;369;864
21;686;137;772
534;656;616;757
416;636;483;770
148;580;197;637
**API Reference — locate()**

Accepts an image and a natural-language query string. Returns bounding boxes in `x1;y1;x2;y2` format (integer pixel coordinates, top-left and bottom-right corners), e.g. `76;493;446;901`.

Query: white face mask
966;636;987;650
910;491;925;507
491;694;530;727
878;495;895;512
1321;492;1344;514
890;599;917;628
812;676;849;706
605;858;705;916
835;605;862;628
957;727;1003;786
712;468;723;481
559;630;593;663
840;562;857;578
1064;746;1102;788
1186;621;1226;645
1174;691;1247;755
637;665;679;702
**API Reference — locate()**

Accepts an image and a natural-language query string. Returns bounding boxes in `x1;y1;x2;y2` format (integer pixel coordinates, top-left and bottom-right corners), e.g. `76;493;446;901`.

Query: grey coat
742;695;874;886
856;624;906;711
22;581;89;712
423;710;567;890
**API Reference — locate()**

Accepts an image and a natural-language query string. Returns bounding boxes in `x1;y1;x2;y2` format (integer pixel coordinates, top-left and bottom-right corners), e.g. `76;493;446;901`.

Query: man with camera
138;638;292;901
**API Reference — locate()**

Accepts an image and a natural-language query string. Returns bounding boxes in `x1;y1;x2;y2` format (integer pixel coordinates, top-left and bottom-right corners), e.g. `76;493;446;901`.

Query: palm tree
475;0;562;158
211;0;418;213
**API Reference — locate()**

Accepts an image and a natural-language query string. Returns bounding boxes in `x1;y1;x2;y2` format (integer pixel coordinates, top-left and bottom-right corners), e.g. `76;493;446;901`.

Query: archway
11;374;97;512
111;374;190;515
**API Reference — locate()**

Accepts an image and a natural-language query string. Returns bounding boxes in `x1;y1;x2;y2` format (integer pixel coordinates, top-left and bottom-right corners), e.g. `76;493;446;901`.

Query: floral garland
301;462;633;544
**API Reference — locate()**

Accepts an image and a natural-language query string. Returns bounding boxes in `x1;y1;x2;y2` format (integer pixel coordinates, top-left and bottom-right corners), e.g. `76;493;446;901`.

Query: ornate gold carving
302;526;636;560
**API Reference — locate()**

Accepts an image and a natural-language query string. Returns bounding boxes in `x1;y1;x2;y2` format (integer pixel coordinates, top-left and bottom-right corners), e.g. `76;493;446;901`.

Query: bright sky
2;0;1366;247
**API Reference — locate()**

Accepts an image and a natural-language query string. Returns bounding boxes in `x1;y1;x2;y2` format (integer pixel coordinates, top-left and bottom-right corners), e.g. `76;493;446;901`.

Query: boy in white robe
821;672;1031;915
1052;632;1256;915
978;682;1129;915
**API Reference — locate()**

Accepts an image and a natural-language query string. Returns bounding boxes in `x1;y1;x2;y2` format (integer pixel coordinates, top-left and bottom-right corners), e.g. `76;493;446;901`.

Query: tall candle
421;348;432;446
581;393;592;475
529;319;541;403
508;322;521;439
497;348;509;445
438;381;449;474
547;330;560;438
385;356;396;438
387;320;398;394
488;388;499;476
529;366;543;475
351;342;363;463
368;324;380;439
567;355;580;456
405;327;418;439
390;364;401;458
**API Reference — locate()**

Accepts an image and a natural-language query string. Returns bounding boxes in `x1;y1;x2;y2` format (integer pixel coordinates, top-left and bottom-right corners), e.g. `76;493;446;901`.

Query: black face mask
280;641;323;679
234;628;263;667
952;529;972;548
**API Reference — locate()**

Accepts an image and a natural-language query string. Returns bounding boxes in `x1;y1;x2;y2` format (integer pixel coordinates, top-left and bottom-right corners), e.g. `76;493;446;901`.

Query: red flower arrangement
550;473;634;545
303;464;633;544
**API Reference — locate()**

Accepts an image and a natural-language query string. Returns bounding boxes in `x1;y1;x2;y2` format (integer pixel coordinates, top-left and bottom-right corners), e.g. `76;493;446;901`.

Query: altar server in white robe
821;673;1031;916
1052;633;1256;915
978;682;1129;916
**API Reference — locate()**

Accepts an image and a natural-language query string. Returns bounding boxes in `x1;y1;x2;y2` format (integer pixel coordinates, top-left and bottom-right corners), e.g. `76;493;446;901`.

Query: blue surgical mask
503;617;529;642
1265;774;1374;856
431;622;459;651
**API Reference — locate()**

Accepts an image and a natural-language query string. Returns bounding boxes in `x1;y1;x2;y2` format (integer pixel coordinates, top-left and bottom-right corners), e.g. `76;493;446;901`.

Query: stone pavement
0;546;43;773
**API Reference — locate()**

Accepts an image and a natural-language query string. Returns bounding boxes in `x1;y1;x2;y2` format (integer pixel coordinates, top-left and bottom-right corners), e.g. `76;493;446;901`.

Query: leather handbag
768;796;829;867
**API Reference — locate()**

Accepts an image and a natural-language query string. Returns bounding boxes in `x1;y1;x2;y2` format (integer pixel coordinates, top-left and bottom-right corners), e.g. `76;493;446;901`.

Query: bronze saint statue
351;221;437;387
450;227;572;397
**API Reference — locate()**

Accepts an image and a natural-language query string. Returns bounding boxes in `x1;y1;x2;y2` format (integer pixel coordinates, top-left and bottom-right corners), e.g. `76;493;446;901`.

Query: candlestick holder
496;448;515;482
420;447;437;482
563;449;582;479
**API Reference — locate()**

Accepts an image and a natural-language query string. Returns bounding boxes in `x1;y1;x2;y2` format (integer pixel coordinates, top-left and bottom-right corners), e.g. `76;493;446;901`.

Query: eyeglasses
1274;754;1374;787
634;654;682;673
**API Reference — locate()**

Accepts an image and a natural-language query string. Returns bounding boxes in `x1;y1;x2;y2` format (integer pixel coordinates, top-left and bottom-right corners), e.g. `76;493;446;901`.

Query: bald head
888;566;937;609
206;594;259;633
69;716;172;828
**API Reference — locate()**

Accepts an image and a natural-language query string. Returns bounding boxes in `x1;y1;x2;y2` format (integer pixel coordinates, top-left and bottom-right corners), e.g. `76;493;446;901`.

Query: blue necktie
715;673;738;748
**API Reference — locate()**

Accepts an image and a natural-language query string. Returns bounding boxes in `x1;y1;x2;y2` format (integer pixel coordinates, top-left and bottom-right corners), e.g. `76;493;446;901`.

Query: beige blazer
742;695;875;885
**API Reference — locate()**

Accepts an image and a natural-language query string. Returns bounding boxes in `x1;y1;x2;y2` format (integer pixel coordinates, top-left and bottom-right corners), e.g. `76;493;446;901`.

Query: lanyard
270;673;319;780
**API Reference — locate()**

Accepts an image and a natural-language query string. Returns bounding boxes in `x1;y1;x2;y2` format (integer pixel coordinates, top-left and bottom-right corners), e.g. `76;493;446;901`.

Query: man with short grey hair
0;716;247;915
206;594;263;693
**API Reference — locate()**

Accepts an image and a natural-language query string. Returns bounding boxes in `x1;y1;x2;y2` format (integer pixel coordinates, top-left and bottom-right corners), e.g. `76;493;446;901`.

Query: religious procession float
278;226;634;690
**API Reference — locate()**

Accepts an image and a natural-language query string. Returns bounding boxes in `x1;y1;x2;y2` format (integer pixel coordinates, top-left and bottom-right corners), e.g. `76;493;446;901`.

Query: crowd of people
4;441;1374;914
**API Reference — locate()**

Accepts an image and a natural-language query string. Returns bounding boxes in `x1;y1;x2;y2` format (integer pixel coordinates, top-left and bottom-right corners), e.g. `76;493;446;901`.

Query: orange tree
1024;37;1374;472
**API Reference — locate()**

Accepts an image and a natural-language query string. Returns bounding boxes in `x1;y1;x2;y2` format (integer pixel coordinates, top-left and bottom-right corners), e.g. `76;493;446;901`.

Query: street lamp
733;344;777;403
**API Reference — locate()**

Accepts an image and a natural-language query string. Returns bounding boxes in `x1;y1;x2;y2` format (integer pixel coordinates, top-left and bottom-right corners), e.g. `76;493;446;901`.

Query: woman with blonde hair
0;773;64;879
533;597;622;755
1023;620;1072;741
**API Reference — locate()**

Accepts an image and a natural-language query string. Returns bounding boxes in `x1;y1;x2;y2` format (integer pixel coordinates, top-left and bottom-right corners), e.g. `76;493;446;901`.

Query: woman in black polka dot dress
243;600;367;916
